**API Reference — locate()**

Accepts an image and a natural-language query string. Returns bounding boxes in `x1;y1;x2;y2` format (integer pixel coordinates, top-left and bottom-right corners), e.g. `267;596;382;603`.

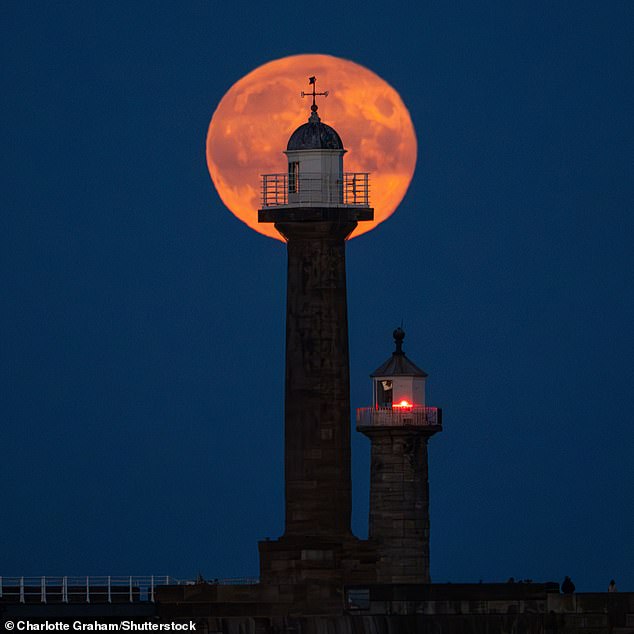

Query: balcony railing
261;172;370;207
356;406;442;429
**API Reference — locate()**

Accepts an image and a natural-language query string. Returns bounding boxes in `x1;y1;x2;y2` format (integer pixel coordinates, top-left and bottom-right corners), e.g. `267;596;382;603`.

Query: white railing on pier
356;406;442;429
261;172;370;207
0;575;260;604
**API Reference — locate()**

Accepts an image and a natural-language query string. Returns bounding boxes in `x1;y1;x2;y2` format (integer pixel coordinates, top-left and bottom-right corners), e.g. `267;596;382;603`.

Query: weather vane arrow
301;76;328;111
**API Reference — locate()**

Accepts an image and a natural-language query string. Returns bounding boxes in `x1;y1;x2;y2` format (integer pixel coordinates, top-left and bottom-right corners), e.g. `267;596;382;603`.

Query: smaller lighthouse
357;328;442;584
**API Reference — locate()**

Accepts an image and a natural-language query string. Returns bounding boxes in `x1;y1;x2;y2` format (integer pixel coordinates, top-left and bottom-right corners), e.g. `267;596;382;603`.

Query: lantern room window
376;379;393;407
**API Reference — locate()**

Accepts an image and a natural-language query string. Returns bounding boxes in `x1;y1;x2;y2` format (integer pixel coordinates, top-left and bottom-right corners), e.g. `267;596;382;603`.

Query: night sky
1;2;633;591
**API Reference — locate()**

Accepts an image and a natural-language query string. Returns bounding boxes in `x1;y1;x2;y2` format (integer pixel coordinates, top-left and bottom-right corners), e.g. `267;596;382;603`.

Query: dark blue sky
1;2;632;590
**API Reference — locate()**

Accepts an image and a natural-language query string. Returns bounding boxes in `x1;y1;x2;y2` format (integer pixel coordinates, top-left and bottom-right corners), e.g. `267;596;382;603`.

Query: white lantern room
370;328;428;409
284;106;346;206
259;78;370;211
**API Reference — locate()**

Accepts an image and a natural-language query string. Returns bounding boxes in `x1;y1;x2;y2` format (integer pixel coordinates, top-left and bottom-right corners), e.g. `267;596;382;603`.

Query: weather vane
301;76;328;112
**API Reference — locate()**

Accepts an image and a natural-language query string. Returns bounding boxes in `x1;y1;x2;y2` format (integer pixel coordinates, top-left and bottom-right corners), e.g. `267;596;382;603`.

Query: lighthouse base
258;535;378;613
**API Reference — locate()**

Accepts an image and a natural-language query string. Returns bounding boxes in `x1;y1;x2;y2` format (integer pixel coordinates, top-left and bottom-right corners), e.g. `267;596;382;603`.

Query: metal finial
301;76;328;118
393;327;405;355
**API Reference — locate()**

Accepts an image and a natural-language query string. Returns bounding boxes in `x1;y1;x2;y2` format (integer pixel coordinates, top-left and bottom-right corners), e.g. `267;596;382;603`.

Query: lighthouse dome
287;111;344;151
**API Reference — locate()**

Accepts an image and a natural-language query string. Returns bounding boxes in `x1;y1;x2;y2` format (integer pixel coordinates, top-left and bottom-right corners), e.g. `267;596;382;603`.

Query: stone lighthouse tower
357;328;443;584
257;78;375;593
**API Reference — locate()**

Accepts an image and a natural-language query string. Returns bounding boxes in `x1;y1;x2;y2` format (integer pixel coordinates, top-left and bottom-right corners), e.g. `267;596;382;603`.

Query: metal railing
0;575;260;604
261;172;369;207
356;406;442;429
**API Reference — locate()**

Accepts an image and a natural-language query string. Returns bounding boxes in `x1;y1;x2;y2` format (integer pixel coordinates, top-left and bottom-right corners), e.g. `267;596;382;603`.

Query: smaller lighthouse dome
287;111;344;151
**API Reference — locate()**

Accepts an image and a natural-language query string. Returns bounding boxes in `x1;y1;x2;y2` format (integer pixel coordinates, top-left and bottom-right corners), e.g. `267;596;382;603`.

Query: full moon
206;54;417;241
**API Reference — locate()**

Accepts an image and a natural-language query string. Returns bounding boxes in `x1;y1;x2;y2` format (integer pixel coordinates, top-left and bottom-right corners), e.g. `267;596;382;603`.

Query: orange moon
206;54;417;241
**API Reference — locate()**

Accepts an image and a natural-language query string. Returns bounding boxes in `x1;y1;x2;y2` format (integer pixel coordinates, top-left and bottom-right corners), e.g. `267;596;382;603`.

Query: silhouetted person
561;576;575;594
608;579;618;593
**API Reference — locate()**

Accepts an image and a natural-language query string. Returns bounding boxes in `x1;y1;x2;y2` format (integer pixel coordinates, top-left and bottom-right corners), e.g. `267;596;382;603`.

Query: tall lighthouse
257;78;374;591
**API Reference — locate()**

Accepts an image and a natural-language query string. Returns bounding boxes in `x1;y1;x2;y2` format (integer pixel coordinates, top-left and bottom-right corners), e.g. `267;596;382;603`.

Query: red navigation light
393;400;413;409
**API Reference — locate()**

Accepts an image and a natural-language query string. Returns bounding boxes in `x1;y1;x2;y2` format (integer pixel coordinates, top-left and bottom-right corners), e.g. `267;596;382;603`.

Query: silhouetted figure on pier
561;576;576;594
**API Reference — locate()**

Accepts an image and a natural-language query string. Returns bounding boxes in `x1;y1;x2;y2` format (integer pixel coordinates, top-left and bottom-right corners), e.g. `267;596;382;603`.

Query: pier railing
0;575;260;604
261;172;370;207
356;406;442;429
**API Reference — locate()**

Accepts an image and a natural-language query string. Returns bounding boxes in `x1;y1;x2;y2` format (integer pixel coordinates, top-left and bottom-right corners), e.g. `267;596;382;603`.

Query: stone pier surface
3;582;634;633
151;583;634;633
